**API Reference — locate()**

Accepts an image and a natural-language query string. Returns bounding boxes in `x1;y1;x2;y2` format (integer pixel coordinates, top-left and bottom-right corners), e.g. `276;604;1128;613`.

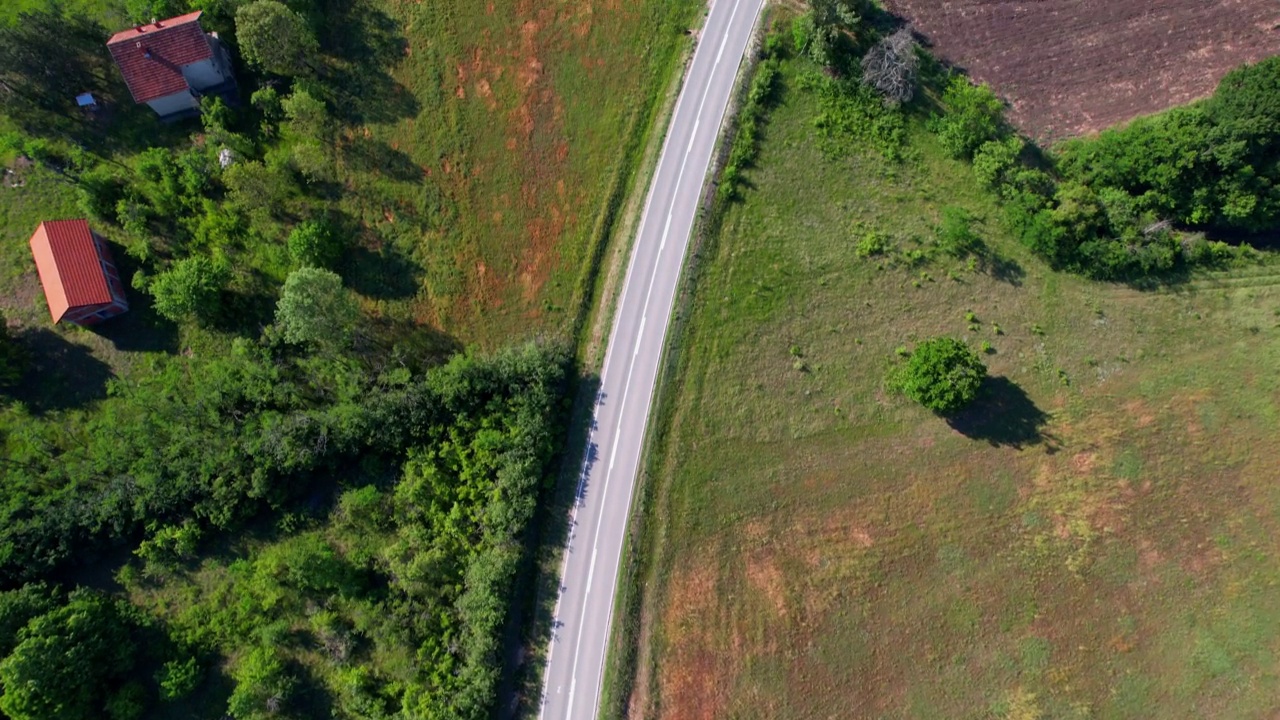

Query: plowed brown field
884;0;1280;139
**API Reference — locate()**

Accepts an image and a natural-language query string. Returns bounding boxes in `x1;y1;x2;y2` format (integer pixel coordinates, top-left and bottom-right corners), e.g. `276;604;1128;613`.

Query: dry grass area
632;57;1280;719
364;0;699;346
884;0;1280;139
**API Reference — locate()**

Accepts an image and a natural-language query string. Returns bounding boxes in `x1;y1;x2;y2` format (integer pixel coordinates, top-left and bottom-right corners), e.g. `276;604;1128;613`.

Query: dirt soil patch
885;0;1280;139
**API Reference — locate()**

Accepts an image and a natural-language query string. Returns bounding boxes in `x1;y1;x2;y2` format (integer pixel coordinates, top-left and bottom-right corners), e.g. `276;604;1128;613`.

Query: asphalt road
538;0;765;717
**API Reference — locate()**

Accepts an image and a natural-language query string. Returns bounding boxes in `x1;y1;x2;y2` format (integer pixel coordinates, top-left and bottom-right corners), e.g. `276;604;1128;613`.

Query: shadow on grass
344;245;423;301
339;135;424;183
370;317;462;370
947;376;1055;450
11;328;115;415
86;296;181;354
316;0;420;126
975;249;1025;286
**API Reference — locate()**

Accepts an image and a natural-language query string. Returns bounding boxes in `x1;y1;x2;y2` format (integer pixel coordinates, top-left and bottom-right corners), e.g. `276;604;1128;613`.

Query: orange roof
107;12;212;104
29;220;114;323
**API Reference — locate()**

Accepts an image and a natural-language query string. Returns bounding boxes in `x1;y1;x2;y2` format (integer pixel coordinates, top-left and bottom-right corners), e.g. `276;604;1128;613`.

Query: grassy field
325;0;699;346
0;0;698;365
630;55;1280;719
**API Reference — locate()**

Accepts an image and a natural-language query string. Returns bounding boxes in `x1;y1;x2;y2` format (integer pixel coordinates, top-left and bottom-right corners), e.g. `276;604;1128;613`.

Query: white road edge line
537;0;758;715
583;0;749;713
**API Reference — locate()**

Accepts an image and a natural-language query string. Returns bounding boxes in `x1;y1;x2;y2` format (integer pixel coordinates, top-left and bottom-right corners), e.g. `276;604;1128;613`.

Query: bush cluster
889;337;986;414
719;46;782;204
938;58;1280;280
0;343;570;720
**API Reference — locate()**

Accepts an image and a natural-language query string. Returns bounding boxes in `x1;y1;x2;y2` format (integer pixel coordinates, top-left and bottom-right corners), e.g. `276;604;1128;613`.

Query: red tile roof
107;11;213;104
29;220;114;324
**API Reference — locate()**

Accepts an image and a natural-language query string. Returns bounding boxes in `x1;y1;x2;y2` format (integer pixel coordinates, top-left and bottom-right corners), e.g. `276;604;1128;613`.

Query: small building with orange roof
28;220;129;326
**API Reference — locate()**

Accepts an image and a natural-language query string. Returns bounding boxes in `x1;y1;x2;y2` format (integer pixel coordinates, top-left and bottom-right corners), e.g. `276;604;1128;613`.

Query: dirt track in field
884;0;1280;140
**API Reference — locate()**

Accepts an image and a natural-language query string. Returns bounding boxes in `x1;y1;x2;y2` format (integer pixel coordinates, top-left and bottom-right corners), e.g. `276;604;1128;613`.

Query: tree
148;255;229;325
861;27;918;105
934;76;1005;160
236;1;319;77
0;584;59;657
223;159;296;219
275;267;360;349
891;337;986;414
804;0;863;66
281;89;331;143
287;219;342;268
0;591;139;720
226;645;295;720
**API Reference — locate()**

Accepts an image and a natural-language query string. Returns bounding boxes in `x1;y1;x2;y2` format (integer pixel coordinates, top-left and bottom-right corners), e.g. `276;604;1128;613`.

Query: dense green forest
0;1;577;718
1;341;571;720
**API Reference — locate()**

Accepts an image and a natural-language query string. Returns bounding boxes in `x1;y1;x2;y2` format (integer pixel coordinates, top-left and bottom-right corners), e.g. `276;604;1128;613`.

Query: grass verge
627;41;1280;720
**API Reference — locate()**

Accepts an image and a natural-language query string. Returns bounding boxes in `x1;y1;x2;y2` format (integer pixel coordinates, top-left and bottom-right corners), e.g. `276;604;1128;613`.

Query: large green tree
147;255;230;325
275;267;360;349
891;337;987;414
802;0;863;66
0;591;139;720
235;1;319;77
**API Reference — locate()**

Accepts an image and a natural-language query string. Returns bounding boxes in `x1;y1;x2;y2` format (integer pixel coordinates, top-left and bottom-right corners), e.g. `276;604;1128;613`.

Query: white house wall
146;90;199;117
180;56;227;91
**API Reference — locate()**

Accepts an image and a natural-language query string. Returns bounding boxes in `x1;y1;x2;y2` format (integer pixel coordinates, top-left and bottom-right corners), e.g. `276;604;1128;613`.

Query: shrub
287;219;342;268
972;136;1024;190
149;255;230;325
854;230;892;257
933;76;1005;160
275;267;361;349
158;657;201;701
890;337;986;414
77;164;129;222
936;206;982;257
226;645;295;720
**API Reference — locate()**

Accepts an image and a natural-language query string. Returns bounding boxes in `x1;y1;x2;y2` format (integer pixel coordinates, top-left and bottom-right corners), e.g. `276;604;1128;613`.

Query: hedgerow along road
538;0;767;717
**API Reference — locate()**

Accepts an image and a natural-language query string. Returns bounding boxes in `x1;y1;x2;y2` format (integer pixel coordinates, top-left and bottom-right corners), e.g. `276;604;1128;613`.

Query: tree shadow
974;249;1025;286
344;246;423;301
10;328;115;415
339;134;424;183
369;317;462;371
315;0;420;126
946;376;1055;450
85;250;181;353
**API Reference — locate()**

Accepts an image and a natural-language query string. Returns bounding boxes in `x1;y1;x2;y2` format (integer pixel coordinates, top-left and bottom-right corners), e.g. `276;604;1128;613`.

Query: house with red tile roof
29;220;129;326
107;11;235;119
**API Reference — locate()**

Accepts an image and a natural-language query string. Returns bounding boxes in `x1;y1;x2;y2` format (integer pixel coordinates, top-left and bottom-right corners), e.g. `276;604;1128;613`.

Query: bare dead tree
861;27;919;105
